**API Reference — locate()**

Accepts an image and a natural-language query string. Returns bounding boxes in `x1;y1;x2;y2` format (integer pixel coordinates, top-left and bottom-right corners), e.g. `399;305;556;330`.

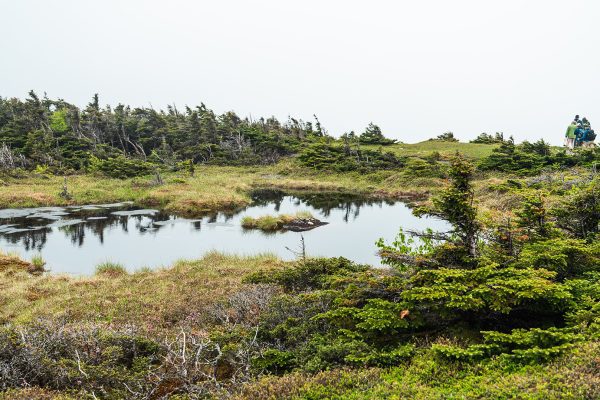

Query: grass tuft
30;254;46;274
95;261;127;277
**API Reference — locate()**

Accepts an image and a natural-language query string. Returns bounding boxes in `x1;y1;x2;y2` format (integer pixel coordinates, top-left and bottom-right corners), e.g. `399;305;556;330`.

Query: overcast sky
1;0;599;144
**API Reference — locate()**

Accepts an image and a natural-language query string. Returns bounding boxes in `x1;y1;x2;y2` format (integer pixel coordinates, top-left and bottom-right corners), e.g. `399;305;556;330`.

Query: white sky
1;0;599;144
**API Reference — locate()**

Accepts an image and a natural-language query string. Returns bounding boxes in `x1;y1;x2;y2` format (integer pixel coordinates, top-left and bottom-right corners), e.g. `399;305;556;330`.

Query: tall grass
30;254;46;274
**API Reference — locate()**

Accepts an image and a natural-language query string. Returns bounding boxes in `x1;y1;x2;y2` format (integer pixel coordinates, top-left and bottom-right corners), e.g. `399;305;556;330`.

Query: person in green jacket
565;121;577;149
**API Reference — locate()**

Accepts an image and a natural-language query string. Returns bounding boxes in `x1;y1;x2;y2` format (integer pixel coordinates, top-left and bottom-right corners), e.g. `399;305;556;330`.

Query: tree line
0;92;398;174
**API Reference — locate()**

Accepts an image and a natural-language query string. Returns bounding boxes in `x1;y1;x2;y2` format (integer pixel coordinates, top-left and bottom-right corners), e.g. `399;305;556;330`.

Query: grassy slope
368;140;498;159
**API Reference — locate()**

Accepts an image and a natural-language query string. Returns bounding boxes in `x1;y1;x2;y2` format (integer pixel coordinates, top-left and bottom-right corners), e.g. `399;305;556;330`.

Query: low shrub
433;327;584;363
88;155;154;179
298;142;405;172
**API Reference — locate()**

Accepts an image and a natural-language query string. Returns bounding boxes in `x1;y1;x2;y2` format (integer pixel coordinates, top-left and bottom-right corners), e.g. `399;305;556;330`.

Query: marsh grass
95;261;127;276
30;254;46;274
0;251;40;276
0;251;285;332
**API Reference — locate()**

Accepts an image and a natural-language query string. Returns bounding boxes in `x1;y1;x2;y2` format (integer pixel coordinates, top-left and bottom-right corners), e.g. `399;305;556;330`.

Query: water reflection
250;189;397;221
0;205;204;251
0;192;448;275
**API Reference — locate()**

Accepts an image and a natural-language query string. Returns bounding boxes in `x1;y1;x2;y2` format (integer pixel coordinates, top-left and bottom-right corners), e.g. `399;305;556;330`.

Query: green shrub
298;142;405;172
470;132;505;144
245;257;368;292
517;238;600;280
478;138;600;175
358;123;396;145
402;158;446;179
430;132;458;142
553;178;600;238
564;272;600;336
433;327;584;363
88;155;154;179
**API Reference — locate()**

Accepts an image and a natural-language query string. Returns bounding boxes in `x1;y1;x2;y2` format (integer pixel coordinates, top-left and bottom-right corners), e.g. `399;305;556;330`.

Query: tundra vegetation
240;211;322;232
0;93;599;399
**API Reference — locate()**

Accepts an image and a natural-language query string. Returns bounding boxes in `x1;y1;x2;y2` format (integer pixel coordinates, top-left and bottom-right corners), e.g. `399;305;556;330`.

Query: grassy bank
0;141;503;215
0;162;437;214
0;251;284;333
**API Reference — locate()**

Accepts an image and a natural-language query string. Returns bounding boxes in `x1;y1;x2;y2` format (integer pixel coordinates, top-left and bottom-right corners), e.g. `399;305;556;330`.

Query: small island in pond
241;211;328;232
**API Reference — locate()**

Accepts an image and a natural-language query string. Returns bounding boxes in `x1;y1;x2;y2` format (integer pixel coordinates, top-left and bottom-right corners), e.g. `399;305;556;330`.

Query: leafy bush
402;158;446;178
517;238;600;280
478;138;600;175
245;257;369;292
403;262;570;315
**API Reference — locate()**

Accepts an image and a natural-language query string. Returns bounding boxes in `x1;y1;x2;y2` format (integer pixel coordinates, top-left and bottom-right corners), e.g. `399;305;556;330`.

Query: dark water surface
0;191;449;275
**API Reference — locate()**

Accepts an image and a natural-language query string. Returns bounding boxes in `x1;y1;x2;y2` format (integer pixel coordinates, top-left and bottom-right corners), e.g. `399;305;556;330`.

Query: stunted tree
422;153;480;259
379;153;481;268
470;132;505;144
553;178;600;239
358;123;396;145
432;131;458;142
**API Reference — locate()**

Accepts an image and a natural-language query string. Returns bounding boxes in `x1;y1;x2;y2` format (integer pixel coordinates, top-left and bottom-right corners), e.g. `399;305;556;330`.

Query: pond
0;191;449;275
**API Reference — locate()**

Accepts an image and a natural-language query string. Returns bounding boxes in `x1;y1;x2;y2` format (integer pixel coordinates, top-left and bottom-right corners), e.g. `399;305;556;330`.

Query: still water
0;191;449;275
